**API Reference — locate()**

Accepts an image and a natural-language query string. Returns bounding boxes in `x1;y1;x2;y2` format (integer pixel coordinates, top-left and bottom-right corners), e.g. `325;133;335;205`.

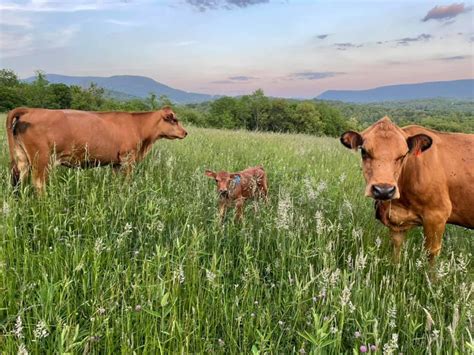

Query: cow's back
403;126;474;227
16;109;141;165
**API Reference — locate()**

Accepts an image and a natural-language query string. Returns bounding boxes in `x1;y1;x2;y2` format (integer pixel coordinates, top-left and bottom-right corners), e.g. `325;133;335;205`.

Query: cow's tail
6;107;29;188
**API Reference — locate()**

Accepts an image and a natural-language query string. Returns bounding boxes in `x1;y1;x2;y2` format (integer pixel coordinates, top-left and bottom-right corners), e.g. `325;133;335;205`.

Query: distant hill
24;74;219;104
317;79;474;103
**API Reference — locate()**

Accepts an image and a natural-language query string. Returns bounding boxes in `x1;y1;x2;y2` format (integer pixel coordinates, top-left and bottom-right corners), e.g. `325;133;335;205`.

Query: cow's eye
396;152;408;162
360;148;370;160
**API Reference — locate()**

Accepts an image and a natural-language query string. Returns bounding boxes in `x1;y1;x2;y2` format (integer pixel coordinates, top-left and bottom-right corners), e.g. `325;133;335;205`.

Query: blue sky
0;0;473;97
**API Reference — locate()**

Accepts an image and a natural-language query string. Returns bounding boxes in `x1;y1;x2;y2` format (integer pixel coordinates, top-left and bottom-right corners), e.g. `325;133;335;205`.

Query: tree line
1;69;472;136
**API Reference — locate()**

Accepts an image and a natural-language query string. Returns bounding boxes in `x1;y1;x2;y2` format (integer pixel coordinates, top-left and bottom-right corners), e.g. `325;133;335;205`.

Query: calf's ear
407;134;432;155
340;131;363;150
205;170;216;178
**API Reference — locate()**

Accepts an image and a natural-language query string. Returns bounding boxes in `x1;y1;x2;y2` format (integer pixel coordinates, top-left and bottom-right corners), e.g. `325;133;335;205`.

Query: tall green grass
0;116;472;353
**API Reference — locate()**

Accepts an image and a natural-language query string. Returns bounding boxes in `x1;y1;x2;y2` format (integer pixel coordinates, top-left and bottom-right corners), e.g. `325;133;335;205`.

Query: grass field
0;114;472;354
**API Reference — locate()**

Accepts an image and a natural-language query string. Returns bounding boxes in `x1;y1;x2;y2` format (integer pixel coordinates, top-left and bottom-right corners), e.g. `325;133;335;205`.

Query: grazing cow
340;116;474;264
6;107;187;193
205;166;269;221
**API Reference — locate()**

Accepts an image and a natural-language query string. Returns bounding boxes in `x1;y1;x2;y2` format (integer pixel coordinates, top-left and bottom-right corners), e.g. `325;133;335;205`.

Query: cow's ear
407;134;432;155
340;131;363;150
205;170;216;178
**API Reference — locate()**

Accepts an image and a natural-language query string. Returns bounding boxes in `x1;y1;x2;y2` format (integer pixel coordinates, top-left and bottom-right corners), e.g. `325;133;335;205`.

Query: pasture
0;114;472;353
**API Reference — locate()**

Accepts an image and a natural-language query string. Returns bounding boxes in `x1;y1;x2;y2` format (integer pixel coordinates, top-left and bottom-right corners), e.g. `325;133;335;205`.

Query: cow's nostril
372;185;396;200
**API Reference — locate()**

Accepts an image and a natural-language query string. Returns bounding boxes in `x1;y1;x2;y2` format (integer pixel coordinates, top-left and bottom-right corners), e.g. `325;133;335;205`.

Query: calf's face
340;117;432;201
158;108;188;139
205;170;240;198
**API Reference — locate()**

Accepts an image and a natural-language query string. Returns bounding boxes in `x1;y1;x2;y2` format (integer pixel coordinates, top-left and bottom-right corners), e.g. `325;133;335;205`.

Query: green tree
49;83;72;109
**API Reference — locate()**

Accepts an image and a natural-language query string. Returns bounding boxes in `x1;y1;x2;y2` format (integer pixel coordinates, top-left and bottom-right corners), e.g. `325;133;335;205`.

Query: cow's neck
135;112;163;158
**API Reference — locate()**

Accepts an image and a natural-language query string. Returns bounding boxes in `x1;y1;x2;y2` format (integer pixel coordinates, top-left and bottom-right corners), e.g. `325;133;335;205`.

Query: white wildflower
13;315;23;339
316;180;327;195
388;304;397;329
340;286;352;307
329;269;340;287
3;201;10;215
276;192;292;230
174;265;185;284
156;221;165;233
437;260;449;279
355;252;367;271
382;333;399;354
352;228;363;240
330;325;338;334
18;343;28;355
94;238;105;253
303;177;316;201
339;173;346;183
315;210;326;235
375;237;382;249
206;270;216;283
33;320;49;339
456;254;467;274
423;307;434;331
218;338;225;347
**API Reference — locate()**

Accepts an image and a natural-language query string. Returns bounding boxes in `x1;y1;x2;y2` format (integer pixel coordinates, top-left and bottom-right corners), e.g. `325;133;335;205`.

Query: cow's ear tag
234;175;241;184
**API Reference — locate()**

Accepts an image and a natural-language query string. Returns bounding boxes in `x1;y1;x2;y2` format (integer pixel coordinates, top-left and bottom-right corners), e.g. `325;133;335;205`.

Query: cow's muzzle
219;190;229;198
371;184;396;200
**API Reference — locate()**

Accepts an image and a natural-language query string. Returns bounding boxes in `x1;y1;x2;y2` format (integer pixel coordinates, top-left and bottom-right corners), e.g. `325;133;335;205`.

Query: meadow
0;114;472;354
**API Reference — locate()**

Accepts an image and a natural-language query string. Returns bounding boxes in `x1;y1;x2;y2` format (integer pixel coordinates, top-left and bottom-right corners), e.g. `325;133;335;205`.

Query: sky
0;0;473;98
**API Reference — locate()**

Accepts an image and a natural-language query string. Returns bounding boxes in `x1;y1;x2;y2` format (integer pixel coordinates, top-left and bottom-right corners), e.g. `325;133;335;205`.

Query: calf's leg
234;198;245;222
390;230;406;263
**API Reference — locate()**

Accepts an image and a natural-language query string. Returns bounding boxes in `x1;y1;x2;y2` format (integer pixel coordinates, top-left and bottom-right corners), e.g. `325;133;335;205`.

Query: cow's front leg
218;200;227;222
423;219;447;266
390;229;406;263
118;151;137;176
234;198;245;222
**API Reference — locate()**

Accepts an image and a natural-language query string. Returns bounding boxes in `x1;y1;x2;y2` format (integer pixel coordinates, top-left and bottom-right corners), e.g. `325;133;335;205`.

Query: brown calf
205;166;269;221
6;107;187;193
340;116;474;264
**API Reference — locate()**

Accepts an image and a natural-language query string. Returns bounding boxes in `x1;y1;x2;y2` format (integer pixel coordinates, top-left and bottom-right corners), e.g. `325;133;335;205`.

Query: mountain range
24;74;473;104
24;74;219;104
317;79;473;103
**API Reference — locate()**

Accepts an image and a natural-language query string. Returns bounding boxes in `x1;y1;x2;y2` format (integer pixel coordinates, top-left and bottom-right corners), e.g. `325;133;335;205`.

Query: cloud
174;40;199;46
422;3;471;22
0;24;79;58
211;75;258;84
333;42;363;50
436;55;470;61
395;33;432;46
228;75;257;81
0;0;132;13
289;71;345;80
105;19;139;27
315;34;329;40
186;0;269;11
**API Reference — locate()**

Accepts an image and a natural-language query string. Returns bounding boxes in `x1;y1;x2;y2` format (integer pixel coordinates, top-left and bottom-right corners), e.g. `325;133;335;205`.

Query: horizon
1;0;473;98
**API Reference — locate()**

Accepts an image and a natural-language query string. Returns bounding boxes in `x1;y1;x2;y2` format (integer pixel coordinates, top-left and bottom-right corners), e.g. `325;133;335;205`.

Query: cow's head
205;170;240;198
157;107;188;139
340;116;432;200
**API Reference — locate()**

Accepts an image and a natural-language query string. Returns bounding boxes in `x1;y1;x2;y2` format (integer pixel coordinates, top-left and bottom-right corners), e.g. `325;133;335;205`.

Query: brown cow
340;116;474;264
205;166;269;221
6;107;187;193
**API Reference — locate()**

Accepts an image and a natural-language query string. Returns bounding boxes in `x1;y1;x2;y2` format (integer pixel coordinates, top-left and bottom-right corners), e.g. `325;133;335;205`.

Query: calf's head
205;170;240;198
157;107;188;139
340;117;432;200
